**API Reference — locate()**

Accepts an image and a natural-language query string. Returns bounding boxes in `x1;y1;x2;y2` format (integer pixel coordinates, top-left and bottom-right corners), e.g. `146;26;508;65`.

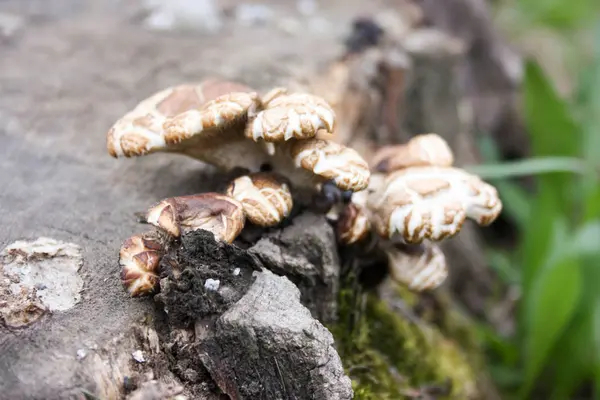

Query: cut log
0;1;509;398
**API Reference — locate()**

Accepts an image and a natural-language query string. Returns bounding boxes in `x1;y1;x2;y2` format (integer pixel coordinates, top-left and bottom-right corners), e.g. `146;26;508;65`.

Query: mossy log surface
330;286;487;399
327;245;498;400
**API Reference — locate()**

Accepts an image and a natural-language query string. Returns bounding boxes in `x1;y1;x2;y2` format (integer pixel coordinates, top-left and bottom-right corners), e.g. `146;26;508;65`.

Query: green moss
328;276;482;399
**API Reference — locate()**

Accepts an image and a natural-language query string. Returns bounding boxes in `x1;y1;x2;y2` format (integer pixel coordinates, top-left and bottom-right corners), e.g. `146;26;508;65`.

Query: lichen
328;272;483;399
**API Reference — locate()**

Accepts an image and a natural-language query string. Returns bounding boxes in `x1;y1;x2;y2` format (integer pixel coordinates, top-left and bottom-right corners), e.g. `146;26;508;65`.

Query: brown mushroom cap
371;133;454;173
225;172;293;227
146;193;246;243
368;166;502;243
336;202;371;245
290;138;370;192
386;242;447;291
245;93;335;143
119;233;164;297
106;79;270;171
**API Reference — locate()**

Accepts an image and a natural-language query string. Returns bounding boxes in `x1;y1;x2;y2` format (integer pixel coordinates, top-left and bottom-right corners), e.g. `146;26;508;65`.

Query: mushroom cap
146;193;246;243
336;202;372;245
368;166;502;243
119;233;164;297
371;133;454;173
386;242;447;291
225;172;293;227
245;93;336;143
290;138;371;192
107;79;263;170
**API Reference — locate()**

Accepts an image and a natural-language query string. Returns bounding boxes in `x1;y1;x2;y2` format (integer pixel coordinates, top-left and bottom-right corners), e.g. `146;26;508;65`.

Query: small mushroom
368;166;502;243
370;133;454;173
336;202;371;245
146;193;246;243
225;172;293;227
386;242;447;291
290;138;370;192
245;93;336;143
119;233;164;296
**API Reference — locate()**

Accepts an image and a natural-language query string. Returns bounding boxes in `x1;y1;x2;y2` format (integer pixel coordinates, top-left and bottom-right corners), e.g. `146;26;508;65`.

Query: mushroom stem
383;241;448;292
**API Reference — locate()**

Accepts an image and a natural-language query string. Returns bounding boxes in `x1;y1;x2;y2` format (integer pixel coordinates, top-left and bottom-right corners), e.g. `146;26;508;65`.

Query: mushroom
106;79;370;198
368;166;502;244
370;133;454;173
385;241;447;291
146;193;246;243
106;79;274;172
329;132;501;293
290;138;370;192
119;233;164;296
225;172;293;227
245;93;336;143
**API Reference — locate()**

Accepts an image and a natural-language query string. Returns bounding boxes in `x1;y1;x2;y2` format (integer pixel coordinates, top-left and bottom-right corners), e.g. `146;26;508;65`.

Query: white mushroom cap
146;193;246;243
371;133;454;173
289;138;371;192
386;242;447;291
225;172;293;227
245;93;335;143
336;202;372;245
119;233;164;297
107;79;270;172
368;166;502;243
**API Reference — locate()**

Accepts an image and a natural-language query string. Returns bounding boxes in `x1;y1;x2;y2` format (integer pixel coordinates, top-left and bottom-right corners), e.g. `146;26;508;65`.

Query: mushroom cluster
334;133;503;291
107;78;371;296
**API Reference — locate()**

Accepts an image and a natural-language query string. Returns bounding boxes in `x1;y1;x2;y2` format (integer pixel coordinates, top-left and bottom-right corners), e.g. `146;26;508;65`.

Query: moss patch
328;275;482;399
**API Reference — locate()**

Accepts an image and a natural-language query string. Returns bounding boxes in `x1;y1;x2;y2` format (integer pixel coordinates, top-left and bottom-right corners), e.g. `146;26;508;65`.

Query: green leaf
523;59;581;171
520;60;582;293
580;22;600;221
524;222;600;398
519;183;562;293
558;222;600;260
547;306;593;400
521;255;582;398
517;0;598;30
464;157;590;179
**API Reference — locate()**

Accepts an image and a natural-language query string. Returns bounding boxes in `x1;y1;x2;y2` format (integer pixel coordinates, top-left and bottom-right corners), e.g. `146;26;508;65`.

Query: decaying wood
0;0;516;398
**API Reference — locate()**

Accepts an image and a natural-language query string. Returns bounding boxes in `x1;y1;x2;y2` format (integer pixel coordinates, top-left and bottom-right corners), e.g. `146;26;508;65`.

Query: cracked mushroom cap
106;79;270;171
146;193;246;243
226;172;293;227
290;138;370;192
386;242;447;291
368;166;502;243
336;202;371;245
245;93;336;143
371;133;454;173
119;233;164;297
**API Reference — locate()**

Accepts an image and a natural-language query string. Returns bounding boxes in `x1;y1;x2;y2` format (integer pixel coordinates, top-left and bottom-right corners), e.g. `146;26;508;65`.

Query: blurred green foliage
471;3;600;397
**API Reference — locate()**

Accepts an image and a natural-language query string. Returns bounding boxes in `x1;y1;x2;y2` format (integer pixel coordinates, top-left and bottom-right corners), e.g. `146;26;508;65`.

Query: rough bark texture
249;212;341;323
156;228;352;400
198;269;352;400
